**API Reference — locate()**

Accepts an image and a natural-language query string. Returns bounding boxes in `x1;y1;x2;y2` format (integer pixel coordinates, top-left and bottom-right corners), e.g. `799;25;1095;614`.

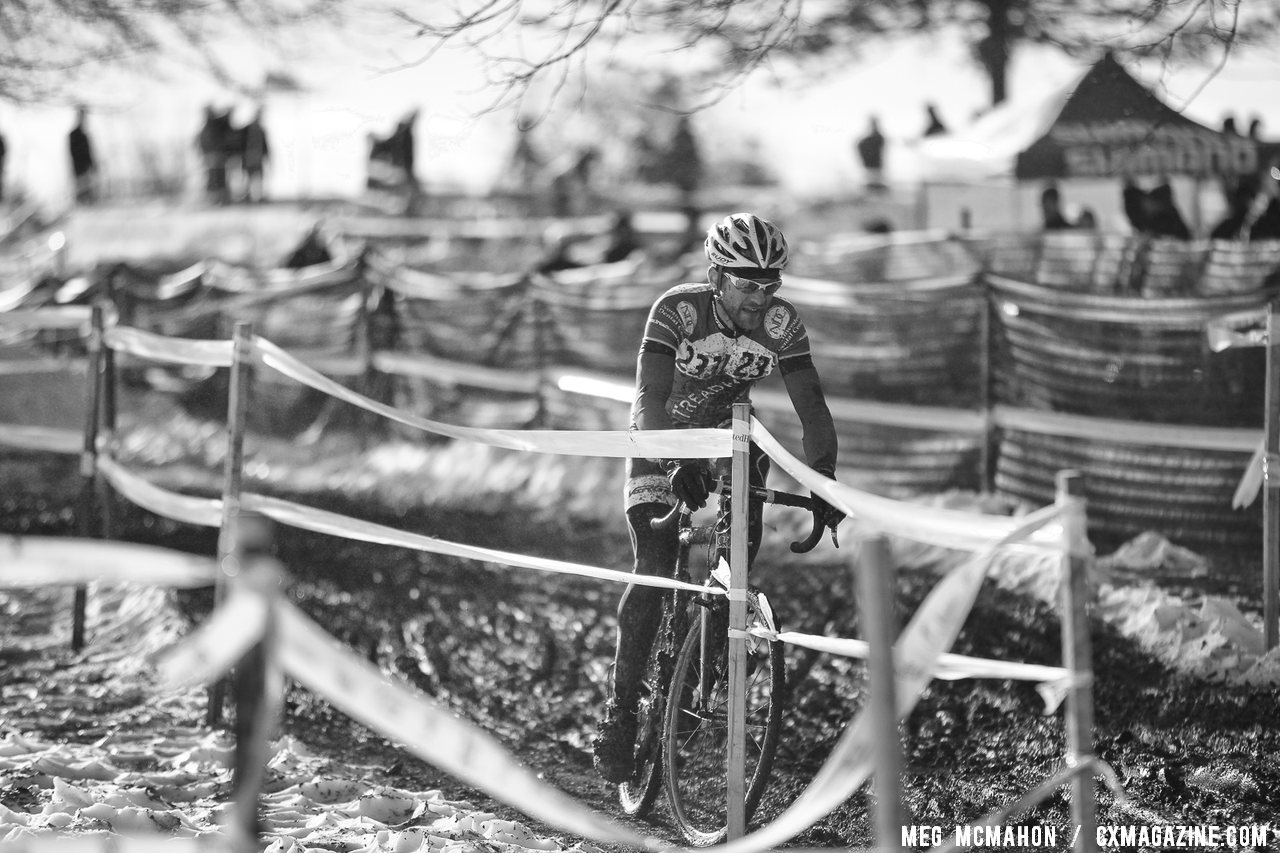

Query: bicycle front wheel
663;600;785;846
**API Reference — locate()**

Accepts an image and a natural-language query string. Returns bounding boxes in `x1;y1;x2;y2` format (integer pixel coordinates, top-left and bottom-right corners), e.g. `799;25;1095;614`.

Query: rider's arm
780;360;838;476
633;346;677;433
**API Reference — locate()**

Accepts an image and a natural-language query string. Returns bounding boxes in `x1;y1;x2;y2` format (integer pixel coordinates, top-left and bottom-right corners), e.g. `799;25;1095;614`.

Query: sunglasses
722;270;782;295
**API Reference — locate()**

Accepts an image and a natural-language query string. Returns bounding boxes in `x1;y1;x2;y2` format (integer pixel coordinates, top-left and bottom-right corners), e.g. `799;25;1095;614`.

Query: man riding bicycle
593;211;844;783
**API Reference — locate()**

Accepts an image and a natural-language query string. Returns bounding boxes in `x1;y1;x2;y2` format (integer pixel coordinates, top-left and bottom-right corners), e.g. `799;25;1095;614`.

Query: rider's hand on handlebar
812;492;845;531
810;471;845;531
667;462;714;510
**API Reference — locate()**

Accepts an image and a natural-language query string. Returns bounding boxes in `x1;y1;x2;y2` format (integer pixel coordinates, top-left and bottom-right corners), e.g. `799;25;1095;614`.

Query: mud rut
4;452;1280;850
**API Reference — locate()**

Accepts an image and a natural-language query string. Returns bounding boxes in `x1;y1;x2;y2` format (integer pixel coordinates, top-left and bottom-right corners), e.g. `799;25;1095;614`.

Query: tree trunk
979;0;1013;105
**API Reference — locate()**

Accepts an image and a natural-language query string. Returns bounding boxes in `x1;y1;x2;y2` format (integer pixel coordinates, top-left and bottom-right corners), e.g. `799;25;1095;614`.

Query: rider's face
710;267;780;332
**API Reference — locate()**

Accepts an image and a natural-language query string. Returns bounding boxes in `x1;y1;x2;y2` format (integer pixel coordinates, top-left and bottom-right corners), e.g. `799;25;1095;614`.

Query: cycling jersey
635;282;814;428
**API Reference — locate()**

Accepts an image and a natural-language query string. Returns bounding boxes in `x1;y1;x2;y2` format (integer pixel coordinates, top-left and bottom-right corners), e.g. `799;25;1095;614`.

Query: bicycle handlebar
649;480;838;553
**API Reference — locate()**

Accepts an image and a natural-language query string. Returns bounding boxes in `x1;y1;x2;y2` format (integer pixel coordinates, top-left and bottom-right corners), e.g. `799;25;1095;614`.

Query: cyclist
593;211;844;783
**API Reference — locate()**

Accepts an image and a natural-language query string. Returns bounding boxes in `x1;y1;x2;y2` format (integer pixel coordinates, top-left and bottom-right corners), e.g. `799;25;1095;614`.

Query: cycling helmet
704;212;789;271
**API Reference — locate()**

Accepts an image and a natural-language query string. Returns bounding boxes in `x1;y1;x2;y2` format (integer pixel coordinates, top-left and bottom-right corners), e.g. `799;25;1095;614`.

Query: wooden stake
725;401;751;839
857;532;905;853
210;321;254;727
72;304;105;651
1263;304;1279;650
1055;470;1097;853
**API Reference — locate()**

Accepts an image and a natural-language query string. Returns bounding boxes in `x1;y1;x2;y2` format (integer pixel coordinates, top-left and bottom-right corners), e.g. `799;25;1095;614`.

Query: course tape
1234;438;1267;509
715;504;1067;853
993;404;1259;453
0;358;87;376
750;418;1062;552
155;583;269;691
760;629;1068;686
273;596;667;850
254;337;731;459
95;459;716;597
988;273;1271;326
97;458;222;528
1205;306;1267;352
241;492;718;596
0;535;217;589
104;327;233;368
0;424;81;454
0;306;92;331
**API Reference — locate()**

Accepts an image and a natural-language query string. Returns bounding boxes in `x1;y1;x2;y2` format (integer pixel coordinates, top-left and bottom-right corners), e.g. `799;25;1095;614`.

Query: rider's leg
594;461;678;782
612;502;679;708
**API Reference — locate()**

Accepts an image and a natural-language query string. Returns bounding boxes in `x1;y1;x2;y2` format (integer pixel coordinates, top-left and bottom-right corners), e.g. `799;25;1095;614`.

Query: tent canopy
914;52;1271;183
1016;53;1259;180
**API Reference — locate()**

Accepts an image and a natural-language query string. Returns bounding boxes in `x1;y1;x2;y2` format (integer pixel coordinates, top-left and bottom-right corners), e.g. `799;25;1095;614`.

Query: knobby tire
662;597;785;846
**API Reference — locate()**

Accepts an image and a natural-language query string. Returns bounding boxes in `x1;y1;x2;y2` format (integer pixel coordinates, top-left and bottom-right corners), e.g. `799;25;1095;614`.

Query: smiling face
710;266;781;332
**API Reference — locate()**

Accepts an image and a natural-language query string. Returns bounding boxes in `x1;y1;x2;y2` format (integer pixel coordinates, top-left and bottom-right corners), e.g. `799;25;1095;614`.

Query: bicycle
616;477;837;846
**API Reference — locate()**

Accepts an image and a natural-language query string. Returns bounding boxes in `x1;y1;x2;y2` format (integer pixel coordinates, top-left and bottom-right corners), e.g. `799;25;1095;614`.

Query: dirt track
3;394;1280;849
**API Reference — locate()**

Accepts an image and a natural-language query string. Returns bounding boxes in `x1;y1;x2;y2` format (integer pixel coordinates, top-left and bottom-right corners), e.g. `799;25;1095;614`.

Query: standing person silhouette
856;116;887;190
69;106;98;205
239;107;271;204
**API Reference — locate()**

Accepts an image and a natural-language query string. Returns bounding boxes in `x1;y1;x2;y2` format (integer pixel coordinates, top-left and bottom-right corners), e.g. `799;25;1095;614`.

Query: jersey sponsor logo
676;301;697;335
764;305;791;340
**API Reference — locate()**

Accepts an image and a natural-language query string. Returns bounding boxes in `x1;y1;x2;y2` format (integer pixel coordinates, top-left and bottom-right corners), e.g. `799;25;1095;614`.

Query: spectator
197;105;235;205
239;107;270;204
535;223;584;275
1222;115;1238;135
549;147;598;217
601;210;640;264
1142;182;1192;240
923;103;947;137
1122;178;1148;234
1247;116;1264;140
1039;184;1073;230
856;116;886;190
1075;207;1098;230
1249;167;1280;240
508;116;543;194
69;106;98;205
667;116;702;211
1210;175;1260;240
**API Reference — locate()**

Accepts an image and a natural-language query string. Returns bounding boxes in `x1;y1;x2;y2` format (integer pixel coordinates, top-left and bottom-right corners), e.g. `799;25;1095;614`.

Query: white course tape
0;358;87;376
0;535;218;589
274;599;665;850
0;424;81;454
754;388;989;434
994;404;1259;453
714;504;1066;853
762;629;1068;685
242;492;718;596
92;460;713;595
97;458;222;528
255;337;730;459
750;417;1062;552
1205;306;1267;352
0;306;92;331
373;349;542;393
104;327;234;368
154;584;268;691
1233;438;1266;509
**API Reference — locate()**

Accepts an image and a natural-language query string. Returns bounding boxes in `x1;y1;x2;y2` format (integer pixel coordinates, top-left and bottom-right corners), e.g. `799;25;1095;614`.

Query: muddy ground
2;390;1280;851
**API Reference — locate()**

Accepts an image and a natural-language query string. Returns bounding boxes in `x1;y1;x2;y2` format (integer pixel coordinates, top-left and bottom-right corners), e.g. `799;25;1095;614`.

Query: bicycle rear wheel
618;603;681;815
662;598;785;846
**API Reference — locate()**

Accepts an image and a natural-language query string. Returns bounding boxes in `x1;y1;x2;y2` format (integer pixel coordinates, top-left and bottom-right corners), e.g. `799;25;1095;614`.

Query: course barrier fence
0;303;1115;853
